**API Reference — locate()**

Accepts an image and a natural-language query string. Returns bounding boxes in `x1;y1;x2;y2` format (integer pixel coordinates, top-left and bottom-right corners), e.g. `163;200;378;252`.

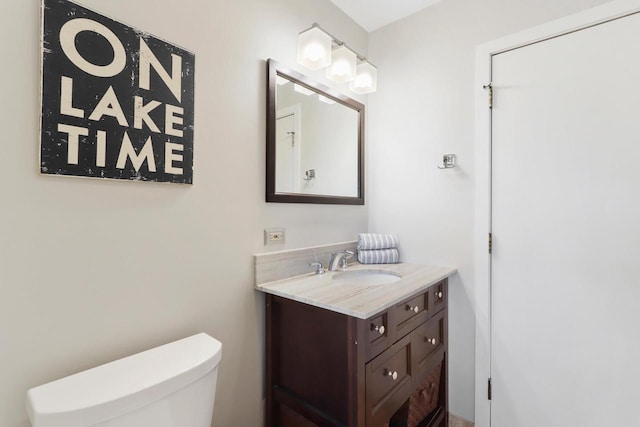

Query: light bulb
349;61;377;94
325;45;357;83
303;43;326;62
297;26;332;70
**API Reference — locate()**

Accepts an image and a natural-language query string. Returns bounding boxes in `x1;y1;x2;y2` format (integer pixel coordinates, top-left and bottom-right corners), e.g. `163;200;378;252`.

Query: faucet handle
309;262;325;275
341;251;355;269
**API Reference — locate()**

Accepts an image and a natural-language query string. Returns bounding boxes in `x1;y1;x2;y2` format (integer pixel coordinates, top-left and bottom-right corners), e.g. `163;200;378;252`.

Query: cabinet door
406;361;443;427
366;334;414;426
411;310;446;384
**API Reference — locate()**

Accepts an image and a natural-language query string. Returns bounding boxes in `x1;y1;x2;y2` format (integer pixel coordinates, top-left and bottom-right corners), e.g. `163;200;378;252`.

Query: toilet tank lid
26;333;222;427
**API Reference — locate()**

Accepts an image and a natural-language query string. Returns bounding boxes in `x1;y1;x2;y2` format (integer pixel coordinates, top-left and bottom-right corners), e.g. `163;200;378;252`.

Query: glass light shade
297;26;332;70
349;61;378;94
276;76;290;86
293;84;314;96
325;45;357;83
318;95;336;105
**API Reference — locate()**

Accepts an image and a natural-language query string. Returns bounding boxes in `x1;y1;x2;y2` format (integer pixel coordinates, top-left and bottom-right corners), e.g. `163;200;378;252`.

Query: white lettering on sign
96;130;107;168
134;96;161;133
139;38;182;103
60;76;84;118
165;105;184;137
88;86;129;127
57;123;88;165
116;133;156;172
59;18;126;77
165;142;184;175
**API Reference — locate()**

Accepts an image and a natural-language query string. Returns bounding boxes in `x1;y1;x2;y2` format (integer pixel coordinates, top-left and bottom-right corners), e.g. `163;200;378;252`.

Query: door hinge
488;378;492;400
488;233;493;254
483;83;493;109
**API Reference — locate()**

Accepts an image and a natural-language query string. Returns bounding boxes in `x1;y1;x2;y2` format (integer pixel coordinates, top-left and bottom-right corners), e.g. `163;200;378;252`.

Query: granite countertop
255;262;456;319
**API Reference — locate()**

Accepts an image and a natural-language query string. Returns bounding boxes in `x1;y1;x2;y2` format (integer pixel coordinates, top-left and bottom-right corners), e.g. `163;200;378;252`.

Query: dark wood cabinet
265;279;448;427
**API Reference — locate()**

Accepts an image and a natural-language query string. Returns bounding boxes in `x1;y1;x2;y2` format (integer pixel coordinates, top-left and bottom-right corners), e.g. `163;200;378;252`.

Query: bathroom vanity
255;246;455;427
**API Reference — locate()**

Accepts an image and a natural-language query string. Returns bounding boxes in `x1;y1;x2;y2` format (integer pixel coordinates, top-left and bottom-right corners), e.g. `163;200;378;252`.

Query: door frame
473;1;640;426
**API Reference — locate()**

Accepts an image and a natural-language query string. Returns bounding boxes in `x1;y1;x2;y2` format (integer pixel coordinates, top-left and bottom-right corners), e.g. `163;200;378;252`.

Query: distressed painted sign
40;0;195;184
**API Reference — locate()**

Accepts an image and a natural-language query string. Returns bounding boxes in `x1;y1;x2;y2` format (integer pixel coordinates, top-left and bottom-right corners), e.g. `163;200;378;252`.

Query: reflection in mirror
276;81;359;196
267;59;364;205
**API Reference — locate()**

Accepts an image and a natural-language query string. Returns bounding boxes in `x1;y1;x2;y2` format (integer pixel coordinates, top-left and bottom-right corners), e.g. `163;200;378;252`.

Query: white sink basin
332;269;402;286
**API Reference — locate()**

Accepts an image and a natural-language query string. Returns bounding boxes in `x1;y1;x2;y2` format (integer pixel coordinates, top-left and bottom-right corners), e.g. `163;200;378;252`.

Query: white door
275;105;301;193
491;12;640;427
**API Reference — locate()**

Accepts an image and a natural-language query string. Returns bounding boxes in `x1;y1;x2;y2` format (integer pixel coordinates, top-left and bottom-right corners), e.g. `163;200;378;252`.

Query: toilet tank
26;333;222;427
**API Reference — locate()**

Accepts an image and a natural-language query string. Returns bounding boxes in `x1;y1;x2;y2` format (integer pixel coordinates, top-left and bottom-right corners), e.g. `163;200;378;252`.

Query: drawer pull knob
406;305;419;313
372;325;385;335
386;370;398;380
426;337;437;345
436;291;443;299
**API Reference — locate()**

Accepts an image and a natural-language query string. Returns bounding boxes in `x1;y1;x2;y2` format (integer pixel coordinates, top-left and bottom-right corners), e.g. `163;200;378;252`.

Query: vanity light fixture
297;23;377;94
349;60;378;94
325;45;357;83
297;25;333;70
275;76;290;86
293;84;314;95
318;95;336;105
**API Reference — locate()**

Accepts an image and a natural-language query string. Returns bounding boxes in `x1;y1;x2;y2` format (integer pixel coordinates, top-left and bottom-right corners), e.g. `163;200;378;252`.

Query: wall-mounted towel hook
304;169;316;180
437;154;456;169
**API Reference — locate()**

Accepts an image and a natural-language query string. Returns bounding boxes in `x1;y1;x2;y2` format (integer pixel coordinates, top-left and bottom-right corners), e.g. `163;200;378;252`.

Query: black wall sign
40;0;195;184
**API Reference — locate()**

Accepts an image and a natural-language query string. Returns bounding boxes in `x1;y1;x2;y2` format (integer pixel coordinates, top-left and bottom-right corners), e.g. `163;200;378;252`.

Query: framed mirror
266;59;364;205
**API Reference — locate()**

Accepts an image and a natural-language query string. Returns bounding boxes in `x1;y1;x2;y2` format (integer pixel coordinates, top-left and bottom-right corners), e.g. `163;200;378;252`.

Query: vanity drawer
366;334;414;426
429;280;447;315
395;291;430;339
368;312;390;360
412;310;446;383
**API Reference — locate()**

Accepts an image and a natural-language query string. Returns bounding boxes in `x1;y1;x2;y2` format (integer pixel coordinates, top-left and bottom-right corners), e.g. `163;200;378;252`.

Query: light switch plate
264;228;285;245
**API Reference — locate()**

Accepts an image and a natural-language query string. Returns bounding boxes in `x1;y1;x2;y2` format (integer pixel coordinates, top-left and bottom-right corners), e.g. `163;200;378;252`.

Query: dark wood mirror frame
266;59;365;205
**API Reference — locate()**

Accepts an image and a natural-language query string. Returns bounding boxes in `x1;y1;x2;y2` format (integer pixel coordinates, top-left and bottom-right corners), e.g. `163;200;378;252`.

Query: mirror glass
267;59;364;205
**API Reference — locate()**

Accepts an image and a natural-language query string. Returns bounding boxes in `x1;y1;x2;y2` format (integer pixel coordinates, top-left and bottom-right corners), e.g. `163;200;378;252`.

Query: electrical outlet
264;228;285;245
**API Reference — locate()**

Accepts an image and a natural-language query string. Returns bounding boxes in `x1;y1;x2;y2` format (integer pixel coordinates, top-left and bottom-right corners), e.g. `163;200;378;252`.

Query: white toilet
26;333;222;427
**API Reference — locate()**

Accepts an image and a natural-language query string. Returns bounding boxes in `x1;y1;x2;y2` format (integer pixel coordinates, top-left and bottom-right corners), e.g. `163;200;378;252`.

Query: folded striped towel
357;233;399;250
357;248;400;264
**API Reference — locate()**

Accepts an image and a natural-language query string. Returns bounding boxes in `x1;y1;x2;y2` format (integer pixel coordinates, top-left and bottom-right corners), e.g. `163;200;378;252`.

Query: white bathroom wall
366;0;611;421
0;1;367;426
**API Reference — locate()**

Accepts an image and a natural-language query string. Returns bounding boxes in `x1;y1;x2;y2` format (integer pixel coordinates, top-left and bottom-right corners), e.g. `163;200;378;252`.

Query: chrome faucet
309;261;325;275
328;250;355;271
